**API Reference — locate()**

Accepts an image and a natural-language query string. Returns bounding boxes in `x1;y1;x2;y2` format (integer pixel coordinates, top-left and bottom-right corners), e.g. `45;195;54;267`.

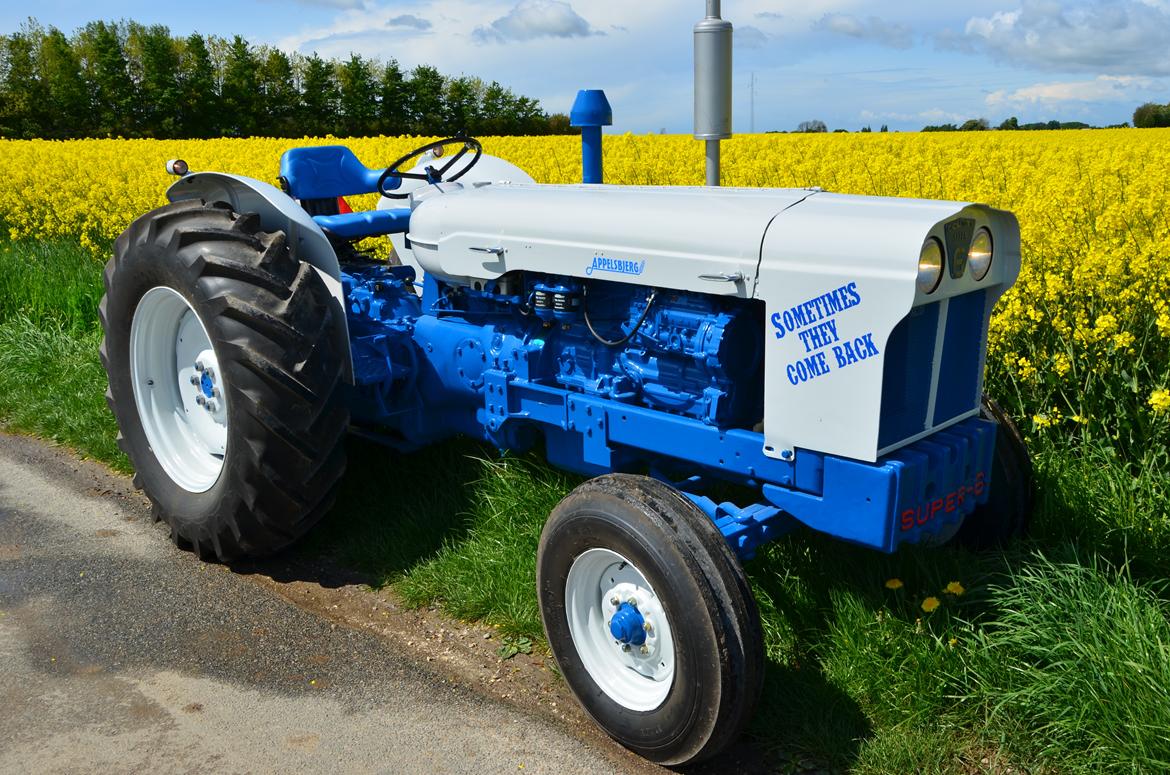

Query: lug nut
195;394;206;406
204;366;215;380
189;375;200;385
627;596;638;607
195;361;205;372
610;596;620;607
212;387;222;400
205;400;219;413
643;621;652;633
639;645;650;655
621;644;631;652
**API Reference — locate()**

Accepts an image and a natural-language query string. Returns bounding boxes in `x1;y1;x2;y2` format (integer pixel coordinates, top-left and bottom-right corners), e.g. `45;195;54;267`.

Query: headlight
969;227;994;280
917;237;944;293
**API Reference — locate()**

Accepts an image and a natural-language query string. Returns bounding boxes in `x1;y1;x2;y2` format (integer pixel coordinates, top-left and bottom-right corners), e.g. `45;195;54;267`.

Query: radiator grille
878;290;988;451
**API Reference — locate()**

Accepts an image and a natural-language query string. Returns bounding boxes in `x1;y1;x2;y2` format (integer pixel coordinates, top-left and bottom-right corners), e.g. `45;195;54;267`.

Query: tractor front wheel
953;394;1035;548
100;200;349;561
537;474;764;766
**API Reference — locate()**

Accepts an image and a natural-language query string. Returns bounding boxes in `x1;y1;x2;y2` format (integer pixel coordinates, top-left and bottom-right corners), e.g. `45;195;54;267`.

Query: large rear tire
99;200;349;561
537;474;764;766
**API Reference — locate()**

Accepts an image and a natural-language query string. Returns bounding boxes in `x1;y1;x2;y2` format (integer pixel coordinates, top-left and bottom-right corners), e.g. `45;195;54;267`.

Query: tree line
1133;102;1170;128
0;19;573;140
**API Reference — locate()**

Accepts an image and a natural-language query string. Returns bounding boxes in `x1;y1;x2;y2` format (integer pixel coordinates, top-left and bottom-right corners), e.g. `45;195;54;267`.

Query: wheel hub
608;602;647;646
565;548;675;711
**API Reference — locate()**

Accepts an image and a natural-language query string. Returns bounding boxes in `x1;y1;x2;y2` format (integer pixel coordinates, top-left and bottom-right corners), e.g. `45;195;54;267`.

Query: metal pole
694;1;732;186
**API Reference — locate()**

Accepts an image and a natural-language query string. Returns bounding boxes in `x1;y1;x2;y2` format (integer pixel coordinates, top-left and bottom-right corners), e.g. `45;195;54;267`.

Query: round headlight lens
917;237;944;293
969;227;994;280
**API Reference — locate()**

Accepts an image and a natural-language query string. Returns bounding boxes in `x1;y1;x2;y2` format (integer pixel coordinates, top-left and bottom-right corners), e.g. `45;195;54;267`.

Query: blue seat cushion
280;145;398;199
313;209;411;239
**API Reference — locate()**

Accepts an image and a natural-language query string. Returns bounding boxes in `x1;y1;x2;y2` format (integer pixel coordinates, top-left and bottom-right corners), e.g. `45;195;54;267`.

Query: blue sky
5;0;1168;132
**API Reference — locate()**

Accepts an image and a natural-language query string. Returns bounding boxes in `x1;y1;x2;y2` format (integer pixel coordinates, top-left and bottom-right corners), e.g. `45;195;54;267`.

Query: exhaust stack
694;0;732;186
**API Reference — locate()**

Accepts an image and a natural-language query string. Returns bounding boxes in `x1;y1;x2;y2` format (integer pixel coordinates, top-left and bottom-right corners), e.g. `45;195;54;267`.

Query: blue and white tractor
99;103;1031;766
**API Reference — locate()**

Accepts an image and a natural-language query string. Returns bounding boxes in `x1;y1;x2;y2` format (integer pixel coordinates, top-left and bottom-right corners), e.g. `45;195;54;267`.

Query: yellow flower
944;581;965;596
1156;312;1170;339
884;578;904;590
1150;389;1170;413
921;597;941;613
948;637;958;647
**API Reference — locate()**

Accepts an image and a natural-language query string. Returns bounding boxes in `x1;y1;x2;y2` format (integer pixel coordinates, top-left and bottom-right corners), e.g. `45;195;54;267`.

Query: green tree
338;53;376;136
998;116;1019;131
479;81;510;134
299;54;338;136
443;75;481;135
38;27;89;138
378;59;408;135
260;48;298;136
221;35;259;136
79;21;136;136
407;64;444;134
178;33;218;138
1133;102;1170;128
132;25;181;137
0;30;49;138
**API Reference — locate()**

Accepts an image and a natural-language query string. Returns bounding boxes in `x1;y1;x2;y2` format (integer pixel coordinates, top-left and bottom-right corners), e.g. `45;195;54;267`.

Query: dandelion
944;581;965;596
948;637;958;647
921;597;941;613
884;578;904;590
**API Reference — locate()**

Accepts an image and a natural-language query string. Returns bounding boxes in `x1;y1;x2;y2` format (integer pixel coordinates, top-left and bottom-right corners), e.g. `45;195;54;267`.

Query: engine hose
583;285;658;347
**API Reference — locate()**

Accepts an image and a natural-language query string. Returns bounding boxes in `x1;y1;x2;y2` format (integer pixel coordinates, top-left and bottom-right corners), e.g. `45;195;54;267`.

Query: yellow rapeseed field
0;130;1167;444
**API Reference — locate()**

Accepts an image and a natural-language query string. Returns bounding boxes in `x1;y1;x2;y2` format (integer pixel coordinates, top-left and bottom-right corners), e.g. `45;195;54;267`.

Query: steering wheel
377;135;483;198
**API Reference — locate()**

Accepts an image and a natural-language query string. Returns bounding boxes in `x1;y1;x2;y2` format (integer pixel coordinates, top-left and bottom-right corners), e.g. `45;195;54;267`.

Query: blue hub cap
200;371;214;398
608;602;647;646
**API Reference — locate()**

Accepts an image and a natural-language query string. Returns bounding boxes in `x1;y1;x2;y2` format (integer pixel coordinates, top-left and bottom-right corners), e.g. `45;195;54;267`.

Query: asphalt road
0;434;648;775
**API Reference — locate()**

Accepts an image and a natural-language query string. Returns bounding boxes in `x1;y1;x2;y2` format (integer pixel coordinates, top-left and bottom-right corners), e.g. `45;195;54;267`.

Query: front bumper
763;415;997;552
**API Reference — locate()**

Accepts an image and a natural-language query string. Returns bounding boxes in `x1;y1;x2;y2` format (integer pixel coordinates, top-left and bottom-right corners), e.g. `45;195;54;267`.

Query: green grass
2;236;1169;773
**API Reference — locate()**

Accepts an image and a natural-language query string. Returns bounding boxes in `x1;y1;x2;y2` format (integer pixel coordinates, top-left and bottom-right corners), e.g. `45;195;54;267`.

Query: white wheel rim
130;286;228;493
565;548;676;711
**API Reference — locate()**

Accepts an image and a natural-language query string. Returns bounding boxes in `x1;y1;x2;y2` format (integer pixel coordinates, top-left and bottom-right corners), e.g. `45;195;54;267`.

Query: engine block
340;265;764;438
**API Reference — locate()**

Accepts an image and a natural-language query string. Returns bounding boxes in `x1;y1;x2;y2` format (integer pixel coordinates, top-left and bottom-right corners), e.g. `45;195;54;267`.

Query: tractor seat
279;145;410;239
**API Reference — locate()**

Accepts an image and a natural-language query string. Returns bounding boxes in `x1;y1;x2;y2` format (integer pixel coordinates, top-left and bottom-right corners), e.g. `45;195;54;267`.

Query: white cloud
956;0;1170;75
473;0;600;44
860;107;968;123
815;13;913;50
987;75;1157;107
736;25;769;49
387;14;431;30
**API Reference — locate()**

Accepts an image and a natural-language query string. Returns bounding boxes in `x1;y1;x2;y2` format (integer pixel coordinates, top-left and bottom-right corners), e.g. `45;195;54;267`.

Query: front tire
100;200;349;561
953;394;1034;548
537;474;764;766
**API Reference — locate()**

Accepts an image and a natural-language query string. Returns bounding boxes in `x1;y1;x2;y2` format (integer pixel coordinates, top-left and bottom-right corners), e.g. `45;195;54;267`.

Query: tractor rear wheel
99;200;349;561
537;474;764;766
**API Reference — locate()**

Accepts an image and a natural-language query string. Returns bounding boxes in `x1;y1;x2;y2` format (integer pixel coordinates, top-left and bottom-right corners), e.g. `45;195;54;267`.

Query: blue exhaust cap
570;89;612;184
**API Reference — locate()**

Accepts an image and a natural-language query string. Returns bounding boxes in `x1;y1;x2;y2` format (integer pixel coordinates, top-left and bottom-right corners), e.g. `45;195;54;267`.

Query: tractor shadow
238;436;487;589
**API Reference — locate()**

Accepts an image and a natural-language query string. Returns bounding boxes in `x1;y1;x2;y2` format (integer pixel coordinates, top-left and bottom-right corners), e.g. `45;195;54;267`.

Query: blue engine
341;264;764;444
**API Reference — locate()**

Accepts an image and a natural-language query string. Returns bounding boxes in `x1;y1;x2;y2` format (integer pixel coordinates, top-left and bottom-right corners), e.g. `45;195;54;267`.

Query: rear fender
167;172;353;381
